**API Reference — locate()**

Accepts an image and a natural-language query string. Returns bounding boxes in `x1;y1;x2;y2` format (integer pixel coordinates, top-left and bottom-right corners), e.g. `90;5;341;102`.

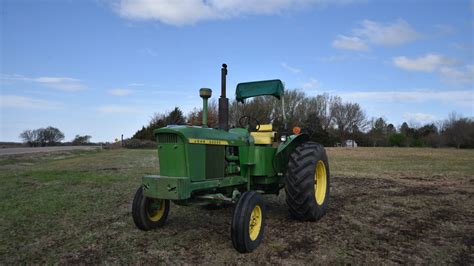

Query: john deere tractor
132;64;330;253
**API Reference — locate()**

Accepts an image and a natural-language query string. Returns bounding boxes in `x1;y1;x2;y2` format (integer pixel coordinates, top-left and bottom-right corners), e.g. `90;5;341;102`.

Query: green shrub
124;139;156;149
410;139;424;147
389;133;406;147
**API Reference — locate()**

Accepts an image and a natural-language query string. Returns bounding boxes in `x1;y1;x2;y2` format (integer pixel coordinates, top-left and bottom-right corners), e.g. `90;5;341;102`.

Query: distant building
345;139;358;147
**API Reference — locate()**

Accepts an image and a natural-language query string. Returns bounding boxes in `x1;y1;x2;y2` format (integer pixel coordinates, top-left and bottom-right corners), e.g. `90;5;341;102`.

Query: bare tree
306;93;334;130
19;127;64;146
39;127;64;145
19;130;38;146
442;112;474;149
187;100;219;128
330;97;367;143
369;117;388;147
72;135;92;145
229;96;275;128
283;90;307;127
149;112;166;127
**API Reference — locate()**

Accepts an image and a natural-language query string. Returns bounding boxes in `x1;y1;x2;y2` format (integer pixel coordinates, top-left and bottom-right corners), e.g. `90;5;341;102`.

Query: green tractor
132;64;330;253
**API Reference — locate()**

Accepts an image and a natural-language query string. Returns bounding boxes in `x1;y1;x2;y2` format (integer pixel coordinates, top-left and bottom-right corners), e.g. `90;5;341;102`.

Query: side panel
157;135;187;177
251;146;277;176
238;145;253;166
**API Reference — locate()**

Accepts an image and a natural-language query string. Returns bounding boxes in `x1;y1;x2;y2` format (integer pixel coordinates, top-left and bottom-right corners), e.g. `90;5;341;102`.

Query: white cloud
318;54;376;62
333;19;421;51
393;54;456;72
302;78;320;89
108;88;133;96
97;105;140;114
393;54;472;84
1;74;86;92
451;42;472;52
339;90;474;108
115;0;359;26
116;0;215;25
403;112;436;123
140;48;158;57
332;35;369;51
439;65;474;84
33;77;86;91
280;62;301;73
0;95;62;110
0;74;27;83
354;19;422;46
434;24;456;35
129;83;145;86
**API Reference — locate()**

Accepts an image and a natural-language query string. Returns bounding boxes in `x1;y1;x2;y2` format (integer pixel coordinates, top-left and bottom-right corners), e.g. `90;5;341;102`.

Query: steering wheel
239;116;261;131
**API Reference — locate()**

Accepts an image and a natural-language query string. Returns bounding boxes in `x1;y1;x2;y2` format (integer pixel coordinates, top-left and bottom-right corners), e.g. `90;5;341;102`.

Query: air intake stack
218;64;229;131
199;88;212;127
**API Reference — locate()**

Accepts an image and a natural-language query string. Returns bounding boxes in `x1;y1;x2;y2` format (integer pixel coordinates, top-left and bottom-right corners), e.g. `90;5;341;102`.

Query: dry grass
0;147;472;264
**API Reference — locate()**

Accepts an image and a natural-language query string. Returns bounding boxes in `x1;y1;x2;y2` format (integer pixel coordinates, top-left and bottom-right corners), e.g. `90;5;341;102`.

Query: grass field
0;147;473;264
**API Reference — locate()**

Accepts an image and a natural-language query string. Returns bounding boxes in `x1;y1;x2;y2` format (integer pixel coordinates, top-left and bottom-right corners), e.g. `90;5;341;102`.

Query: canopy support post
282;95;287;130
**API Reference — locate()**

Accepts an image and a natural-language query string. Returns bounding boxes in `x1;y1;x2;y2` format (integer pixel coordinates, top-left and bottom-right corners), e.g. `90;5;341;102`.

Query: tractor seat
250;124;275;145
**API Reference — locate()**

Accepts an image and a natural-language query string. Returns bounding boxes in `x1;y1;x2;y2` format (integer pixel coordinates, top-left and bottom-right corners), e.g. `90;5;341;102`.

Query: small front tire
132;187;170;230
231;191;266;253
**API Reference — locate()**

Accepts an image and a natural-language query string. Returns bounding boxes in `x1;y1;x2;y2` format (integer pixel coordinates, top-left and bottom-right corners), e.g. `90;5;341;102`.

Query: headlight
280;135;287;142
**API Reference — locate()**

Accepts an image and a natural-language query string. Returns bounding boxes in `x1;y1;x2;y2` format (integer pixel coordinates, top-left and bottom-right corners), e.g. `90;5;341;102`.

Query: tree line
19;126;91;147
132;90;474;149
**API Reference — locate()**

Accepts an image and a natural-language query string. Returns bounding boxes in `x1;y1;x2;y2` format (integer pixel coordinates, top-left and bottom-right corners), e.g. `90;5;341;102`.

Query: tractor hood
154;125;249;146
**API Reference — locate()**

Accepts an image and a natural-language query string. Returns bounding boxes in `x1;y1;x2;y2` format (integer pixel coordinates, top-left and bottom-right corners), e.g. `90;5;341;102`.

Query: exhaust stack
218;64;229;131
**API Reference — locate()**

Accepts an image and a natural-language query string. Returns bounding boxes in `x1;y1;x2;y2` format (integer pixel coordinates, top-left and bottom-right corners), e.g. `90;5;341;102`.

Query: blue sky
1;0;473;142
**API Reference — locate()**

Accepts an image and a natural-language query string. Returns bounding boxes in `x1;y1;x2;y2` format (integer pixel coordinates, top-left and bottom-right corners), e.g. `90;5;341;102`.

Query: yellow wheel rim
147;199;165;222
314;160;327;205
249;205;262;241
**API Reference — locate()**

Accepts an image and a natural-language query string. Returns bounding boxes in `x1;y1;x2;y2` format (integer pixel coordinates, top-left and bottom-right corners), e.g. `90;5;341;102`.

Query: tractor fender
274;134;310;172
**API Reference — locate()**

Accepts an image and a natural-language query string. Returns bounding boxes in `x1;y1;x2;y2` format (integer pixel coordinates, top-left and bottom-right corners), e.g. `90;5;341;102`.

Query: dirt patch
59;248;103;264
387;186;443;197
430;208;457;221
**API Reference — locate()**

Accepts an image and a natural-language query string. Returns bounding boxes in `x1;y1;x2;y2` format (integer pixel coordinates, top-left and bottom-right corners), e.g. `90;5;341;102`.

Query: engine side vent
205;145;225;179
157;134;178;143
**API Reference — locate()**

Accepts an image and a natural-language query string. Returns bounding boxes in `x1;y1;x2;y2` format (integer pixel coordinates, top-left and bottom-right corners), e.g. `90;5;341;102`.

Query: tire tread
285;141;330;221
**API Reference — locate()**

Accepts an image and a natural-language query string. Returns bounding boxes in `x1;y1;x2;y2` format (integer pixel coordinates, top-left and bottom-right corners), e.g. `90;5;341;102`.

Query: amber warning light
292;127;301;135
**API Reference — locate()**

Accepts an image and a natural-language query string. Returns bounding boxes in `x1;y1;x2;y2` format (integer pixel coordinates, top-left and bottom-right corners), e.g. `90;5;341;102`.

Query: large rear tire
231;191;266;253
285;141;330;221
132;187;170;230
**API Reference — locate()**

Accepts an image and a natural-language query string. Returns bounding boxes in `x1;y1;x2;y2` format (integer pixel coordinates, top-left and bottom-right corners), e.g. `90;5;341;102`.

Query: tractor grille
205;145;225;179
156;134;178;143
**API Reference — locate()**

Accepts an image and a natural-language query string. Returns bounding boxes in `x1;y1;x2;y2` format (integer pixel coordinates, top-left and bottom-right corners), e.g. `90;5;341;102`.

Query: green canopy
235;79;284;103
